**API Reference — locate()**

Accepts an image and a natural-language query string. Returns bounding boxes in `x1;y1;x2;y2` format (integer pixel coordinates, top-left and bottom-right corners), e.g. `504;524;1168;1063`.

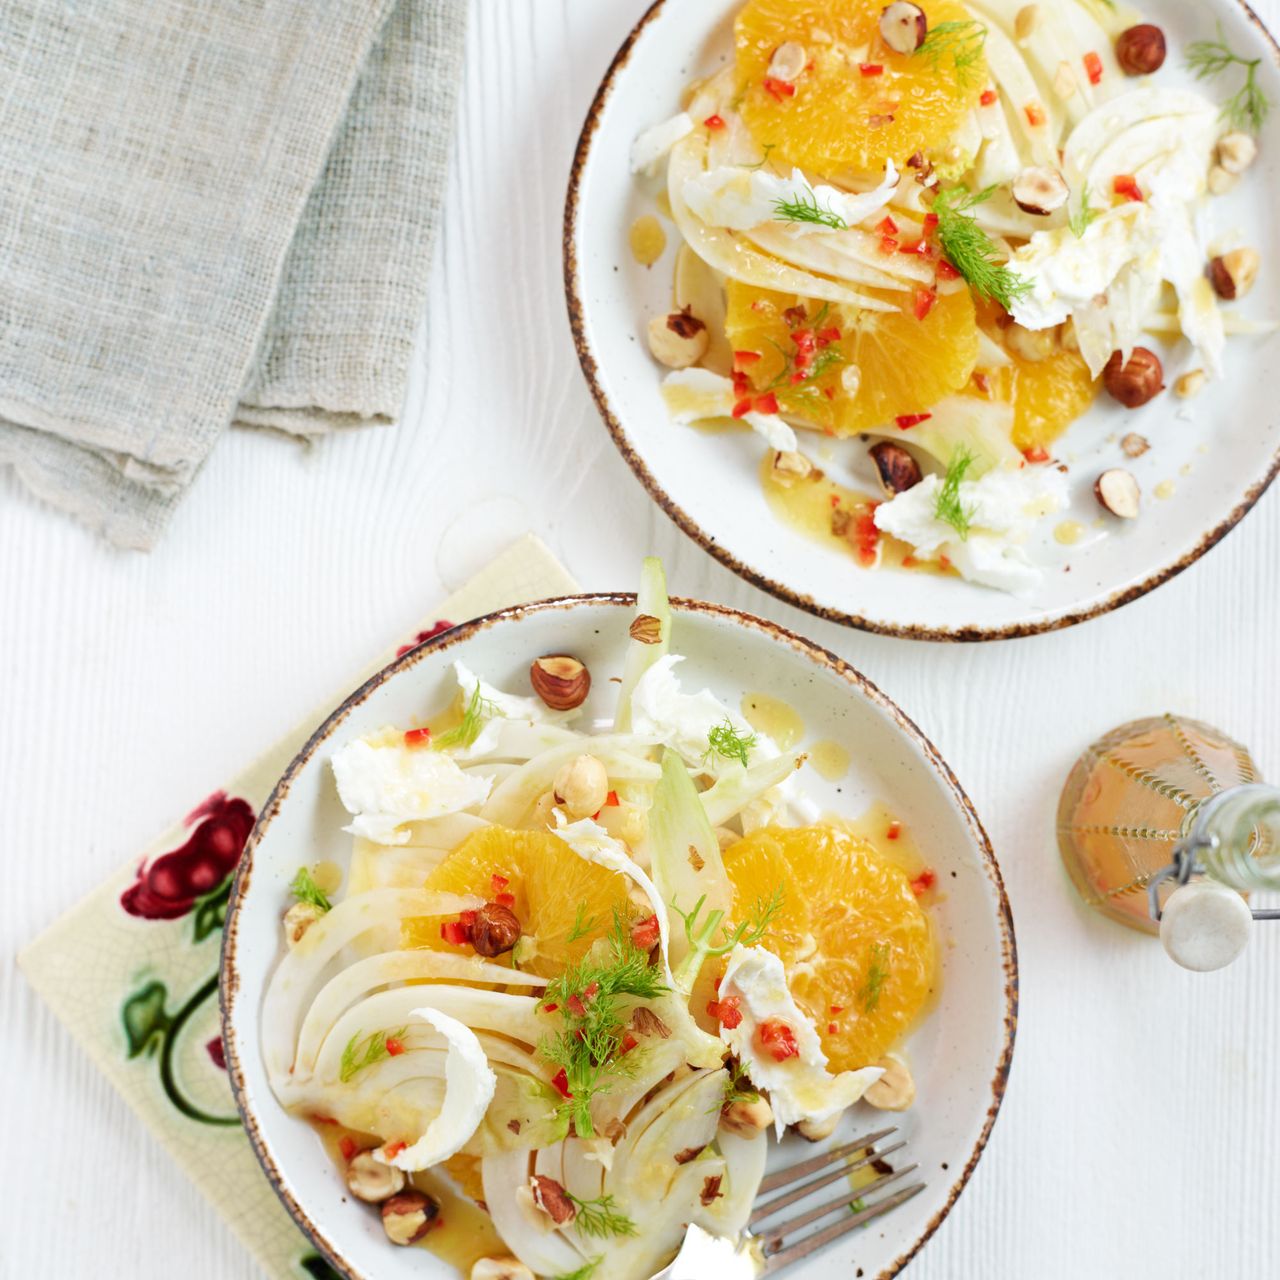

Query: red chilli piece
708;995;743;1030
876;215;899;236
495;892;516;909
620;1033;639;1055
887;820;903;840
403;727;432;748
704;114;726;130
384;1140;407;1160
1025;103;1047;128
386;1036;406;1057
895;413;932;429
830;1005;845;1015
828;1023;839;1036
911;868;937;897
491;873;509;892
542;1002;559;1014
914;287;938;320
551;1069;573;1099
756;1018;801;1062
734;349;762;367
817;326;843;345
860;62;885;76
980;88;998;106
1084;51;1104;85
764;77;797;100
853;508;880;568
1114;174;1144;203
732;398;753;419
605;790;620;807
339;1136;359;1163
631;914;661;951
1023;445;1051;464
923;213;939;236
937;259;961;281
879;235;899;255
755;392;780;415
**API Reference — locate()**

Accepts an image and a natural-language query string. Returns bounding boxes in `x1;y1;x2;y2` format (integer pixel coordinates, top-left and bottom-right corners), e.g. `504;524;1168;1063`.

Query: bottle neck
1183;783;1280;892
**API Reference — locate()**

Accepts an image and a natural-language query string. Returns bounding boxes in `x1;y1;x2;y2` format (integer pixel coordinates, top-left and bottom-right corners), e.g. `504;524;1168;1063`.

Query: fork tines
752;1126;926;1275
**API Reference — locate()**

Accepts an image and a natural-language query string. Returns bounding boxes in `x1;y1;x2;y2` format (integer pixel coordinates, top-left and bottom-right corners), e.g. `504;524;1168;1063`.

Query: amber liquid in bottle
1057;714;1260;933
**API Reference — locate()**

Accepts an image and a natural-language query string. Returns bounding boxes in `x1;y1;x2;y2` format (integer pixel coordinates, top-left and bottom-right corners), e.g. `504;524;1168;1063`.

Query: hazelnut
381;1191;439;1246
552;754;610;819
472;1259;535;1280
1216;131;1258;176
531;790;559;828
283;901;321;947
530;1175;576;1226
1005;322;1057;363
514;1184;555;1234
529;654;591;711
721;1095;773;1138
471;902;522;957
1208;165;1239;197
771;450;815;484
1102;347;1164;408
869;441;923;496
767;41;807;83
879;2;927;54
1095;468;1141;520
1115;24;1167;76
1208;248;1260;301
647;309;708;369
1052;61;1077;101
864;1053;916;1111
1014;4;1042;43
630;1007;672;1039
1012;166;1069;216
701;1175;724;1206
1175;370;1207;400
346;1151;406;1203
796;1110;844;1142
675;1145;707;1164
629;614;663;645
1121;432;1150;459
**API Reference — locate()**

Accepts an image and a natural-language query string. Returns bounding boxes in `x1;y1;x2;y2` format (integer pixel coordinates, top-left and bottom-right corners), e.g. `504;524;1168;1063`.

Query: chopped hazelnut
1115;24;1167;75
471;1258;535;1280
674;1145;707;1164
529;654;591;711
771;450;814;484
1121;432;1150;459
283;901;321;947
1052;61;1078;101
552;754;610;819
381;1191;439;1246
1175;370;1207;400
869;441;923;496
721;1095;774;1138
530;1175;576;1226
1014;4;1042;43
767;41;807;83
630;1007;672;1039
629;614;663;645
1216;131;1258;175
1012;166;1069;216
647;309;708;369
1208;164;1239;197
1102;347;1164;408
1208;248;1260;301
797;1110;844;1142
701;1175;724;1206
879;2;927;54
346;1151;406;1204
1095;468;1142;520
471;902;522;957
864;1054;917;1111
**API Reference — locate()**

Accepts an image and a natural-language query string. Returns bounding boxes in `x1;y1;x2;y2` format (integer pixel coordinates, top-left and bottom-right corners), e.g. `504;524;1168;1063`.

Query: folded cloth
0;0;465;549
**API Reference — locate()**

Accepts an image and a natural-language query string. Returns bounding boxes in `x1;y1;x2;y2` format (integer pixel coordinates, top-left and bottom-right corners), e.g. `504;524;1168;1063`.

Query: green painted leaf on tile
123;981;172;1059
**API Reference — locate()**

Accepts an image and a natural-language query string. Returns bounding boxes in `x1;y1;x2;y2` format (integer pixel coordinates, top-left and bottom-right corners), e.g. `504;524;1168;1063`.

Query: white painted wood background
2;1;1279;1276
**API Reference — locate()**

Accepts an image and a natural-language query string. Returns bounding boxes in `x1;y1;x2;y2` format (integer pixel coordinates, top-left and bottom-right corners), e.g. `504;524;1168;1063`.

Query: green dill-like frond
290;866;332;914
557;1261;602;1280
705;717;758;767
709;1058;761;1113
339;1027;407;1083
1069;190;1099;240
568;1193;639;1239
773;185;848;230
934;448;979;540
566;901;598;944
676;883;786;960
915;20;987;87
433;684;497;750
931;185;1031;310
747;142;778;171
1187;25;1271;132
860;943;892;1013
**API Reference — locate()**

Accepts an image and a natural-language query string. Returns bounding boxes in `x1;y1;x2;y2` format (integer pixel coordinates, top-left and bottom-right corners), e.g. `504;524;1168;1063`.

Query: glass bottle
1057;714;1280;934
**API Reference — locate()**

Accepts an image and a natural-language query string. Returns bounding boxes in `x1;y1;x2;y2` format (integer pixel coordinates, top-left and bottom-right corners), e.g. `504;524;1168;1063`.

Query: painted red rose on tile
397;619;454;657
120;791;254;921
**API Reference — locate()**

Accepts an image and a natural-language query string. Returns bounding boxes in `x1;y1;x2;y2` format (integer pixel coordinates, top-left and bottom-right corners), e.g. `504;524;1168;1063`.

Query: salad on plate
631;0;1272;595
261;561;938;1279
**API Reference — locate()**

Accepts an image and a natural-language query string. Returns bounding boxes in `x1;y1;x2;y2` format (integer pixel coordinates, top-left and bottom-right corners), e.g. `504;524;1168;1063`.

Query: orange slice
410;828;627;980
722;825;934;1072
725;279;978;433
735;0;985;175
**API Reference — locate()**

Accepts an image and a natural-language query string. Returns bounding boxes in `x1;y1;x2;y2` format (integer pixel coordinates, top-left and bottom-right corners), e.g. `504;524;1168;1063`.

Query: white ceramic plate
221;596;1016;1280
565;0;1280;640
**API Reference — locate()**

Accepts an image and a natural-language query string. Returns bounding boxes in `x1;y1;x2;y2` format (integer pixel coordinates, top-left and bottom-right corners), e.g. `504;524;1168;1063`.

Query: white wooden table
2;2;1278;1276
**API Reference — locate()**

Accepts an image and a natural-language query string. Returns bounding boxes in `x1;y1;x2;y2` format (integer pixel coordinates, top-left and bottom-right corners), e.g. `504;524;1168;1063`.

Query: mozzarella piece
719;947;882;1135
682;163;898;235
669;1224;760;1280
661;368;798;452
331;733;492;845
375;1009;496;1171
631;112;695;176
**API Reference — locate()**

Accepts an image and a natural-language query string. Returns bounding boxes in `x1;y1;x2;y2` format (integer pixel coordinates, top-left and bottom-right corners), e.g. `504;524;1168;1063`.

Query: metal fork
658;1125;925;1276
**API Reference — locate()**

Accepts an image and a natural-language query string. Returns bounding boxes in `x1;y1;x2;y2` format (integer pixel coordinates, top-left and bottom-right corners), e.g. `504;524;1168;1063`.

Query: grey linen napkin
0;0;465;549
